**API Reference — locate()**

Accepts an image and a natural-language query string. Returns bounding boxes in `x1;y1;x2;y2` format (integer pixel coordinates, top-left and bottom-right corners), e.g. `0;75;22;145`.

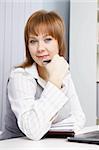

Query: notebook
43;130;75;138
43;121;75;138
67;126;99;145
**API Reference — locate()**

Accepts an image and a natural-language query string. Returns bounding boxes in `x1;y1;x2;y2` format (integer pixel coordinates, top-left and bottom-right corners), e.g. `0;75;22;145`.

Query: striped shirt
7;63;86;140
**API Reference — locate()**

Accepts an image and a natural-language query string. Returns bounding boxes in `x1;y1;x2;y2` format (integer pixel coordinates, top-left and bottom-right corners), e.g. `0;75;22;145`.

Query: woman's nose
37;41;45;52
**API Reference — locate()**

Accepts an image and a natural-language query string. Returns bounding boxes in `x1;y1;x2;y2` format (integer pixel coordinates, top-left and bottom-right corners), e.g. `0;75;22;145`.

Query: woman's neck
37;65;49;81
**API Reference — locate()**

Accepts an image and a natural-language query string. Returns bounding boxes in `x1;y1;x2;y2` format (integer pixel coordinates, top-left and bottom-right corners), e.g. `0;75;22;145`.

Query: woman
1;10;86;141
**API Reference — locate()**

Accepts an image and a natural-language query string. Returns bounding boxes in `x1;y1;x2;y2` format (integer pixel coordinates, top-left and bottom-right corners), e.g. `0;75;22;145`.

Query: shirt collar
25;63;46;88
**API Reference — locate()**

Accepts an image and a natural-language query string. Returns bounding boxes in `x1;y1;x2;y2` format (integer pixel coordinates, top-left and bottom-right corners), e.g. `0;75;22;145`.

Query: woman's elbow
19;122;49;141
26;132;44;141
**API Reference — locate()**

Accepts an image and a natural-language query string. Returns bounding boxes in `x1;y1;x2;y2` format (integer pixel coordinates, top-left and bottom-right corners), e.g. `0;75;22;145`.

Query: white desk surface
0;137;98;150
0;126;99;150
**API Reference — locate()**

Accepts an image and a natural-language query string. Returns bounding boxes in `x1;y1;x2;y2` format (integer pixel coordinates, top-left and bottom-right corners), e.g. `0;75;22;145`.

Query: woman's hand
45;54;69;88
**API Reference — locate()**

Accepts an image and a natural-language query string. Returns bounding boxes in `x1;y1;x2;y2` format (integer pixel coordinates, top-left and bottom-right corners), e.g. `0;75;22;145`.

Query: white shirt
7;63;86;140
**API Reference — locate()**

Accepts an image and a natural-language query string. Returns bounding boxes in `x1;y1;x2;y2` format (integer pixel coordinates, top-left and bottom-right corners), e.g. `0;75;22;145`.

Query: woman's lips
37;55;50;60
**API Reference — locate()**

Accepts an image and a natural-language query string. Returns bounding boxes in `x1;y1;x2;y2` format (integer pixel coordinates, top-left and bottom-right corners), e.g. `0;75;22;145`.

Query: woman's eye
44;38;52;43
29;40;37;44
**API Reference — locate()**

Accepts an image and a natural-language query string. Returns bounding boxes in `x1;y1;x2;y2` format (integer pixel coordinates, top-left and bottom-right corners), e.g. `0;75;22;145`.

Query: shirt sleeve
56;74;86;132
7;69;69;140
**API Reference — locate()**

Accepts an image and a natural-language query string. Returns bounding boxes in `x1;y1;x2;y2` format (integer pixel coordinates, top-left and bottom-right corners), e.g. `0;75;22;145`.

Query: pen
43;60;51;64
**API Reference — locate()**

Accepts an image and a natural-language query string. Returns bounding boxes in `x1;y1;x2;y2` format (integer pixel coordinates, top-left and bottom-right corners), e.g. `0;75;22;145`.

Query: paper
49;122;74;132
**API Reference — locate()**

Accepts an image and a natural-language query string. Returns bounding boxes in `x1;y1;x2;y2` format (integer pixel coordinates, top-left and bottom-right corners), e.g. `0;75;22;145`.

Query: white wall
0;0;70;130
70;0;97;126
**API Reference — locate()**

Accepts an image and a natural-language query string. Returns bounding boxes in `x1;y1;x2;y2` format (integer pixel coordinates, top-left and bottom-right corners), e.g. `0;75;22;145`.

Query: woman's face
28;33;59;66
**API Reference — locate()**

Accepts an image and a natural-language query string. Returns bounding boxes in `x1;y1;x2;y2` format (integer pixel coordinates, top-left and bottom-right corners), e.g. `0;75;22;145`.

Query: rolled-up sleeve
8;69;69;140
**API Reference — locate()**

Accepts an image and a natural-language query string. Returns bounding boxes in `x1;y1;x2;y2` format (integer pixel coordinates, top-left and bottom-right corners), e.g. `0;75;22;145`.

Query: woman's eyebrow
43;34;52;37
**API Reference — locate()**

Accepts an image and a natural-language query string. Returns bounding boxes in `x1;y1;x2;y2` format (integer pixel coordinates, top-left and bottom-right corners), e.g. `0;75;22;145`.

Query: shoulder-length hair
19;10;67;68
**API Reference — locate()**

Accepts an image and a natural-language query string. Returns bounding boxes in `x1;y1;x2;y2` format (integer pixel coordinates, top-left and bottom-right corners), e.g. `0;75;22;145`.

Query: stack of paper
49;119;74;132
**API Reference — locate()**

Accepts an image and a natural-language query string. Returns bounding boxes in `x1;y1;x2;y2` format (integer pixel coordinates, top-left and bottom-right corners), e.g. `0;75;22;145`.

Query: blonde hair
19;10;67;68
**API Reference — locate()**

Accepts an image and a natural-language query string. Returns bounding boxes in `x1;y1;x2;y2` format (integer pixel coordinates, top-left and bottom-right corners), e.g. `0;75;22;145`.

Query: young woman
0;10;86;140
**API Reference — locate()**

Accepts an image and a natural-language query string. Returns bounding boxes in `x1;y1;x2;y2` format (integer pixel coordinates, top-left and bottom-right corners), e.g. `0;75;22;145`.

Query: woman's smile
36;54;50;61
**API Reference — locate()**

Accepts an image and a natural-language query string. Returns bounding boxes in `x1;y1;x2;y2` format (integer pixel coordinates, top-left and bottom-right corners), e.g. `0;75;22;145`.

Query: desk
0;137;98;150
0;126;99;150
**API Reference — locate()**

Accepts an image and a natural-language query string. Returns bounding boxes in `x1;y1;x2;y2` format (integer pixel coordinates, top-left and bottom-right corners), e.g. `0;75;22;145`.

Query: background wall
0;0;70;130
70;0;97;126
